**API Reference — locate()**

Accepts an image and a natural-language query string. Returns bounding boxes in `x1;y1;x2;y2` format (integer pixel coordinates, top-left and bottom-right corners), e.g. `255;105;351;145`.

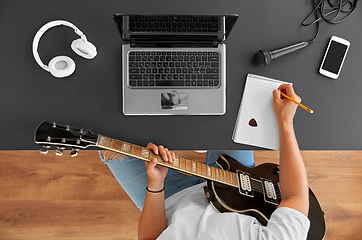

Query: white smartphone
319;36;350;79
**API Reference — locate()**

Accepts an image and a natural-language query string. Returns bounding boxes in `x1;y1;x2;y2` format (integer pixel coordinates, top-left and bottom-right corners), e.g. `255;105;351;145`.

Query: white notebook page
232;74;291;150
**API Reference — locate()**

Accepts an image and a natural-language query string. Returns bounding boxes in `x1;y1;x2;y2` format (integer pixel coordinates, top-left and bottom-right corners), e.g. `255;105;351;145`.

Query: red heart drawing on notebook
249;118;258;127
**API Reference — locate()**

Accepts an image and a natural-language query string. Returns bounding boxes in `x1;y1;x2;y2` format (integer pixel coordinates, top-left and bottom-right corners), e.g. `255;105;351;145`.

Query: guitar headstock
34;122;98;156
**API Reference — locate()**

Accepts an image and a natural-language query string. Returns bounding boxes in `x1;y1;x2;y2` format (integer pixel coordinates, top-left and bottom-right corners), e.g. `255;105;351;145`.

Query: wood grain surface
1;150;361;239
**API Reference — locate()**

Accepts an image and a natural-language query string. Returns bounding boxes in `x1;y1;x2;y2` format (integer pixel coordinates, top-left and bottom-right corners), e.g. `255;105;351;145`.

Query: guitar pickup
236;170;254;198
261;177;280;205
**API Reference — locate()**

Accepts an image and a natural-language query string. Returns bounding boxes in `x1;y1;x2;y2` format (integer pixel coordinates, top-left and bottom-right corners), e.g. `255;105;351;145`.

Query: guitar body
204;154;326;240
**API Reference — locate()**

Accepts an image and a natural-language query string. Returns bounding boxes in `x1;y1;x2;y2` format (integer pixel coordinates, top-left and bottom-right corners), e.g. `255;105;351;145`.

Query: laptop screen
113;14;238;43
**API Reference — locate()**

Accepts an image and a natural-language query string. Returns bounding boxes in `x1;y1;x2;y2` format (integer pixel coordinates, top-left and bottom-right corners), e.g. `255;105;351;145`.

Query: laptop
113;14;238;115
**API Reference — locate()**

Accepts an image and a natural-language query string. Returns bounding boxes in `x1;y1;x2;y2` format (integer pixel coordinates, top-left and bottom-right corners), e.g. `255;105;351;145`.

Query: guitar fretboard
97;135;239;188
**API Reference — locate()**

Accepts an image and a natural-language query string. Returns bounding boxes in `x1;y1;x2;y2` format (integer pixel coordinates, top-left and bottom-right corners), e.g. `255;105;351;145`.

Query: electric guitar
34;122;326;240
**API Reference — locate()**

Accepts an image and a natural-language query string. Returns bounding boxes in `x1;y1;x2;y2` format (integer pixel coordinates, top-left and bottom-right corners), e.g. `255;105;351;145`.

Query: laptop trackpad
161;93;188;110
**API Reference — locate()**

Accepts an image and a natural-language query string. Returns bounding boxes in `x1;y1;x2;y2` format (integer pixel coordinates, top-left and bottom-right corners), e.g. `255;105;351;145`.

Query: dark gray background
1;0;361;150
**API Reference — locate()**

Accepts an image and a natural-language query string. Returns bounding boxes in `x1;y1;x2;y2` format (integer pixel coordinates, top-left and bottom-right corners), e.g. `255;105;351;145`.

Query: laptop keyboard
128;50;220;88
128;15;220;33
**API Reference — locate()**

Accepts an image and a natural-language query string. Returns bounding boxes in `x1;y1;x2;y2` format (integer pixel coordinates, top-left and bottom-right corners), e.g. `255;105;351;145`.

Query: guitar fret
99;136;112;148
221;170;226;183
232;173;236;186
185;160;192;172
122;142;132;154
192;161;197;174
180;158;186;172
202;165;207;178
197;163;203;176
221;170;225;182
141;147;150;160
156;155;172;167
150;151;158;161
207;166;212;178
215;168;220;181
172;157;180;168
132;144;142;157
110;139;122;152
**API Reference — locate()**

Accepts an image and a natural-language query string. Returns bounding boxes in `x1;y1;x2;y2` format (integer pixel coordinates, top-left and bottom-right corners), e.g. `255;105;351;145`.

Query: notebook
112;14;238;115
232;74;291;150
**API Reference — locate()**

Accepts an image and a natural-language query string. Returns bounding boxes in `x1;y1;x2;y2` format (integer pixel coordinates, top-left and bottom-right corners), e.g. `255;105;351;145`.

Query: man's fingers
158;145;170;162
146;142;175;163
145;157;157;171
273;89;281;100
147;142;159;155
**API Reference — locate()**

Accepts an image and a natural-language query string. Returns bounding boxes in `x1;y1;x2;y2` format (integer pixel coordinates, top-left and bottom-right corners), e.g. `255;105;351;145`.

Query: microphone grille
252;50;271;66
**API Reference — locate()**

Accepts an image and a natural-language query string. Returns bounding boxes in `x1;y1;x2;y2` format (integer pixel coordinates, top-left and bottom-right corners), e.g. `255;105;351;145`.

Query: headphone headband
32;20;88;71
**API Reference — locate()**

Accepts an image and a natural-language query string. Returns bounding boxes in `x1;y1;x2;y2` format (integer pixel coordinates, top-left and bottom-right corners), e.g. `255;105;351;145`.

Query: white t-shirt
158;182;310;240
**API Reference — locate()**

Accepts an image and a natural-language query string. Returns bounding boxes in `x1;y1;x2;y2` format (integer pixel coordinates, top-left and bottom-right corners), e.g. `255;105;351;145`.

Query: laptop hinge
129;37;219;48
213;40;218;47
131;38;136;47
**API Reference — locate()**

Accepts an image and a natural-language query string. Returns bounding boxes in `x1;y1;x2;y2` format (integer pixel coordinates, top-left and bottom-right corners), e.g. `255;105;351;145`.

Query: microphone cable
302;0;360;44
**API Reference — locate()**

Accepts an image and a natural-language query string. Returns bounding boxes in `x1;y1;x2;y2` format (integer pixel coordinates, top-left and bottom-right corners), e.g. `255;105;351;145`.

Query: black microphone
252;41;309;66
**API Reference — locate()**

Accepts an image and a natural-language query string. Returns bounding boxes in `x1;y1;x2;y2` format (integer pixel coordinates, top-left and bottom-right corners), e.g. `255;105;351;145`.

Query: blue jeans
99;150;254;210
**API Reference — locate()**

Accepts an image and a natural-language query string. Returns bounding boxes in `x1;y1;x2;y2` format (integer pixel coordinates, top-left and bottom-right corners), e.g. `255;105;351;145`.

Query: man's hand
138;143;175;240
273;84;301;126
145;142;175;191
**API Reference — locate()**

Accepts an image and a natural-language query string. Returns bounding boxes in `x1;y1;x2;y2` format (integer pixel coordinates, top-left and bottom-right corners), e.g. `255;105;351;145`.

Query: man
101;84;310;239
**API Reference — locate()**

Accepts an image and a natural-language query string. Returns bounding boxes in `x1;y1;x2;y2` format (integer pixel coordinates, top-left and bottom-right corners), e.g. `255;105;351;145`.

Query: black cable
303;0;360;43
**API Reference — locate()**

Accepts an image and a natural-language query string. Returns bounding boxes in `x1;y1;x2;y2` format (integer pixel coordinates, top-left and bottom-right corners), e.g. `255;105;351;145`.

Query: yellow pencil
280;92;314;114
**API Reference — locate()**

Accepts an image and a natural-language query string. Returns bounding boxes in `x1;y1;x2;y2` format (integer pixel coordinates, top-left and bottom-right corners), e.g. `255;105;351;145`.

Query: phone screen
321;41;348;74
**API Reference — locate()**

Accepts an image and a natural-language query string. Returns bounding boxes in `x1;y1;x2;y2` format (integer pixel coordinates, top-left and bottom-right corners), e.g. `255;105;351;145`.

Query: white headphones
32;20;97;78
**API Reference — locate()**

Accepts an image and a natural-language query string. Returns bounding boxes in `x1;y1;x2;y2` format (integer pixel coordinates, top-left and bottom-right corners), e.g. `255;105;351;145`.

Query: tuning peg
40;146;50;154
55;147;64;156
70;149;78;157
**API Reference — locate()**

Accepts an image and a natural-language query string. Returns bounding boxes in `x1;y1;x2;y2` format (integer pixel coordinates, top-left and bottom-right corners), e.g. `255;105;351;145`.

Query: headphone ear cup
48;56;76;78
71;39;97;59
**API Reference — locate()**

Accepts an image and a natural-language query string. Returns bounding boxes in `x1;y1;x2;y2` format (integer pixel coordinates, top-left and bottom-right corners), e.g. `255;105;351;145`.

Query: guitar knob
55;147;63;156
40;147;49;154
70;149;78;157
272;166;280;175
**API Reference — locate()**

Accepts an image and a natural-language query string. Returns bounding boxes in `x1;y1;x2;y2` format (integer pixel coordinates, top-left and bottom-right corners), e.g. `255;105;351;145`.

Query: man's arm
138;143;175;240
273;84;309;216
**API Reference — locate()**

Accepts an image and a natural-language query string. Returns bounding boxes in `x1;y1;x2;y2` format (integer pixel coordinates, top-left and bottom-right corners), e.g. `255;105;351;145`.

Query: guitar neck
97;135;239;188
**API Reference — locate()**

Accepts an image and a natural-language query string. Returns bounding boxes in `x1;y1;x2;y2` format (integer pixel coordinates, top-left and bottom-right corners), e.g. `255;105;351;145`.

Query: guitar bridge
236;170;254;198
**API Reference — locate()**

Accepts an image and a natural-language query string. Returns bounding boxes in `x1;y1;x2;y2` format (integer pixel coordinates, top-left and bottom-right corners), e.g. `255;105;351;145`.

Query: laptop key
206;68;219;73
156;80;185;86
130;74;142;80
203;74;219;79
208;56;219;61
129;80;137;87
129;68;139;73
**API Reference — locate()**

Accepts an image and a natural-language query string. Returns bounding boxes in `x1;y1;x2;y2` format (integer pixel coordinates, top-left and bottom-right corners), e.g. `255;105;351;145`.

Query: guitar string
251;181;282;198
96;136;283;199
59;136;283;199
103;137;282;199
